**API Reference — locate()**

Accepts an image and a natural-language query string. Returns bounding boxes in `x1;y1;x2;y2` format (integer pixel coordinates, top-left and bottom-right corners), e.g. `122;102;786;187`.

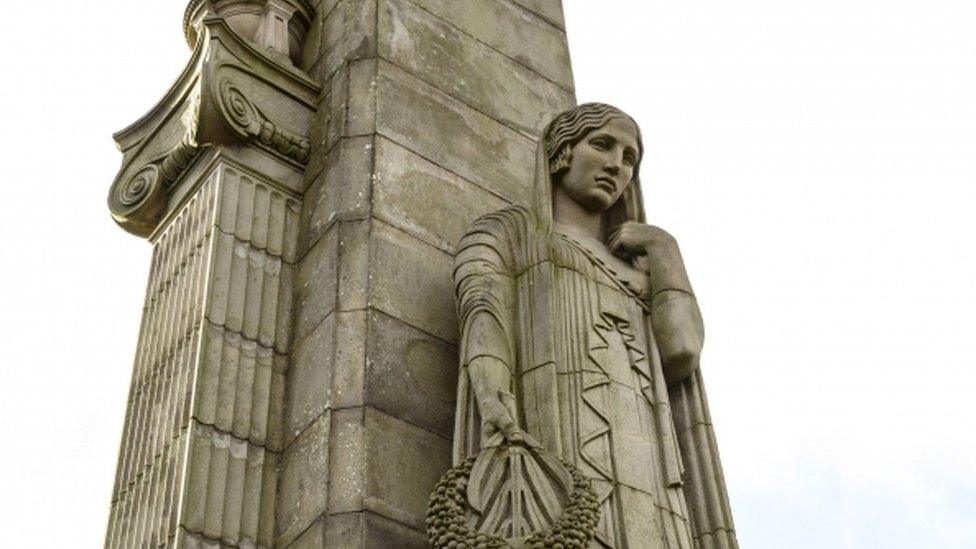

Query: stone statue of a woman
439;104;737;549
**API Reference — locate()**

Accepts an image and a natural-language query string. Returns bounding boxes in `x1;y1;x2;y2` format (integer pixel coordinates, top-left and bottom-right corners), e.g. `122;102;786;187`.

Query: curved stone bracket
107;15;319;238
108;135;203;236
214;77;311;164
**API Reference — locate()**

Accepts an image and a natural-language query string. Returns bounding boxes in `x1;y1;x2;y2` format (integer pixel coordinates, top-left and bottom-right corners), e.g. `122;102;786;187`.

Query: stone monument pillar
104;1;575;547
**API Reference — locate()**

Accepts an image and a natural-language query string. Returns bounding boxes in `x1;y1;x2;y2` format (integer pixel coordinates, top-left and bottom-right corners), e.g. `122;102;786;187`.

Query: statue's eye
623;151;637;166
590;138;609;150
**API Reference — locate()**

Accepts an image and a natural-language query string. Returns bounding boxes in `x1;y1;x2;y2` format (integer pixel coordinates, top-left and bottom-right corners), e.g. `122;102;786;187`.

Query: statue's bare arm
609;221;705;385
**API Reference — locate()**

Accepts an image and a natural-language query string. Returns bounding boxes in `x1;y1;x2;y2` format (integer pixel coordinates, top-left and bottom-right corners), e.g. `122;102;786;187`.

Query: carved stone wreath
426;440;601;549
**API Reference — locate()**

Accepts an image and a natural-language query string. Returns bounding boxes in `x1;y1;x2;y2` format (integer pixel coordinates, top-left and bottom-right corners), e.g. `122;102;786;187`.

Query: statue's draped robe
453;206;737;548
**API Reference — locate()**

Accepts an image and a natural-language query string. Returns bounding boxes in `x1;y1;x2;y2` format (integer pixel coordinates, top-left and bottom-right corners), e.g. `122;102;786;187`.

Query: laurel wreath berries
426;456;601;548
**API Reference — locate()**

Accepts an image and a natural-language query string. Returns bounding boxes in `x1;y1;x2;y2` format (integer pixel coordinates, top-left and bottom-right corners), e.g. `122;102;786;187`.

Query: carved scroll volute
108;165;167;236
217;79;263;140
108;87;203;238
201;76;311;164
108;10;318;238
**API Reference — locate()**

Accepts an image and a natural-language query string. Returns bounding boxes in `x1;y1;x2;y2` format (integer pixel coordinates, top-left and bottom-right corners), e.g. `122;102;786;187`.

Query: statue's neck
552;185;604;241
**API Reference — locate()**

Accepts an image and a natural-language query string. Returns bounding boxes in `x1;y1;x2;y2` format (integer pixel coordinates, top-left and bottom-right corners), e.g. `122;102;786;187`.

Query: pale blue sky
0;1;973;546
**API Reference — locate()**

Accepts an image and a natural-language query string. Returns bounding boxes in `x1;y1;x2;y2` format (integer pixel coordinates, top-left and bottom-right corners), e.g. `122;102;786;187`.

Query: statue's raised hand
608;221;678;259
608;221;694;295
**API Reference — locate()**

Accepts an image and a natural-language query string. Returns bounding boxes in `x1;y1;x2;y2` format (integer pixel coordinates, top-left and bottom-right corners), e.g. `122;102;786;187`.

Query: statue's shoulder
463;205;539;240
456;205;544;270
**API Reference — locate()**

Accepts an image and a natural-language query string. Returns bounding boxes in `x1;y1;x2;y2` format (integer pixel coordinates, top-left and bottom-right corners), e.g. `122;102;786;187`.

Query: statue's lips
594;176;617;193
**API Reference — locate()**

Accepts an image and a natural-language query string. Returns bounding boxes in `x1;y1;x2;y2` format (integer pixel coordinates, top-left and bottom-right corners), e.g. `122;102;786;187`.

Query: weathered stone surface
362;512;430;548
366;309;457;437
323;513;363;547
286;515;324;549
346;58;379;135
336;219;371;312
509;0;566;29
333;310;368;409
307;59;378;175
305;66;348;182
285;313;335;446
326;407;366;514
316;0;343;21
315;407;450;533
320;511;429;548
378;0;574;136
302;0;358;74
277;411;331;549
312;0;377;83
369;220;457;342
299;14;322;73
300;136;373;256
181;423;278;548
293;223;338;344
405;0;573;90
362;408;451;530
194;321;285;449
373;136;508;253
374;59;536;207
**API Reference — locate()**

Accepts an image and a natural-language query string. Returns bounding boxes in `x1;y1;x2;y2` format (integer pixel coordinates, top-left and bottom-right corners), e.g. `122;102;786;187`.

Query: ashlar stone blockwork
105;0;736;547
275;1;579;546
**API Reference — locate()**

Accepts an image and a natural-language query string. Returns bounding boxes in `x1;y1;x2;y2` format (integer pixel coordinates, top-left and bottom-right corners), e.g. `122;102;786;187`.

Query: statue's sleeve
647;237;737;545
454;213;519;368
451;208;527;462
669;371;739;547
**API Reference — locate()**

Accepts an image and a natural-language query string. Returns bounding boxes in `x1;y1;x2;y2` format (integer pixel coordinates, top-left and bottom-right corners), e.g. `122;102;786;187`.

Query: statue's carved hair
545;102;643;179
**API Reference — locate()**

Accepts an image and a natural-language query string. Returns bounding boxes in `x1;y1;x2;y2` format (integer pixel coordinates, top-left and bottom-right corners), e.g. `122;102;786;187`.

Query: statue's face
558;117;640;213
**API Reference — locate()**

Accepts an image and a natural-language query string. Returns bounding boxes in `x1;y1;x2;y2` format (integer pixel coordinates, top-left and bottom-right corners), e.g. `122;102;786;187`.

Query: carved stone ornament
427;433;600;548
107;83;204;237
184;0;315;64
432;104;738;548
216;78;311;163
107;9;318;238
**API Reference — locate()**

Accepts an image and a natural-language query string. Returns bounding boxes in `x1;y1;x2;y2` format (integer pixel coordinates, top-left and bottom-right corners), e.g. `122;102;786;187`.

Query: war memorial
103;1;737;547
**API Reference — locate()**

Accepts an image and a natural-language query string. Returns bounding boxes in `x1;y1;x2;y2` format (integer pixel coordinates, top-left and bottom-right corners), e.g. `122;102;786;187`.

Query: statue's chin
575;196;614;214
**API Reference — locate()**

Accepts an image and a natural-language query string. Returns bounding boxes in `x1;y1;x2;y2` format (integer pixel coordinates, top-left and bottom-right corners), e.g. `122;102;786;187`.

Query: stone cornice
108;16;320;238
